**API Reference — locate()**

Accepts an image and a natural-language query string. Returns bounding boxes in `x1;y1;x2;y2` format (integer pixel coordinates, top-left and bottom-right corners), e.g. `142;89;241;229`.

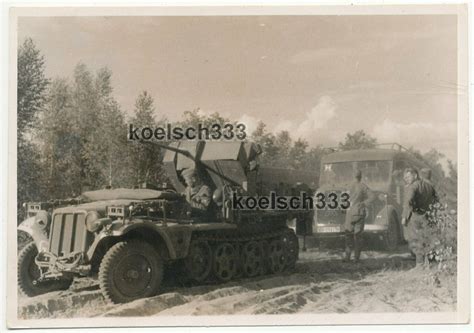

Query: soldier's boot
342;233;352;262
342;247;351;262
353;235;361;263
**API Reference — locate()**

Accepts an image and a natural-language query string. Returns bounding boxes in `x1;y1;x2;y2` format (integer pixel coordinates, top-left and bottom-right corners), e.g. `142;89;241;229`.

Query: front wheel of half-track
99;240;163;304
18;242;73;297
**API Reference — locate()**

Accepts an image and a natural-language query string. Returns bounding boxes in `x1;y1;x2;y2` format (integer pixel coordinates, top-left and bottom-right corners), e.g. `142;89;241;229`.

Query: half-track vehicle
298;143;439;251
18;140;317;303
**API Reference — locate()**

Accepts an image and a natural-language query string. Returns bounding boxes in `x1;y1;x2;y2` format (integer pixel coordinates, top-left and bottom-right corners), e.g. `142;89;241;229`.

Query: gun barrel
153;142;196;161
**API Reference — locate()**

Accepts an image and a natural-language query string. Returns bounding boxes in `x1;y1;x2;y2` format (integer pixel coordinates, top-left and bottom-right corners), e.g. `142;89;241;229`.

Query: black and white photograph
5;3;470;328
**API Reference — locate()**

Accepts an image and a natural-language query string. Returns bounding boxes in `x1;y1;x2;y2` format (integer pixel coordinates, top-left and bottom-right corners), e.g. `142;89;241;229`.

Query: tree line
17;38;457;213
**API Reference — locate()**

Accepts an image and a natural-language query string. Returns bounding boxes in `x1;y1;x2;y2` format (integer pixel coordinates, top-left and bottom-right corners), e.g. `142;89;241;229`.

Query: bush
418;202;457;278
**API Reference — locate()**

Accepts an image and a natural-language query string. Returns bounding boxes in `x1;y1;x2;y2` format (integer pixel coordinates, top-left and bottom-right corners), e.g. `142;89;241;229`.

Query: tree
338;130;377;150
87;68;127;188
40;65;132;196
423;148;446;179
17;38;49;218
17;38;49;142
288;138;308;170
274;130;292;166
443;160;457;209
251;121;279;166
129;91;165;185
179;108;231;140
39;78;81;198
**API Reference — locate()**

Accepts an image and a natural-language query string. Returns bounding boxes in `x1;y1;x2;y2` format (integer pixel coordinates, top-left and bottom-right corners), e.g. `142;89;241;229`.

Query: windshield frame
320;159;393;187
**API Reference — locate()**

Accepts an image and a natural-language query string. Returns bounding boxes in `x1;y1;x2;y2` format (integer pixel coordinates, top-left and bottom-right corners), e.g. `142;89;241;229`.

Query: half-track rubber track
183;225;299;283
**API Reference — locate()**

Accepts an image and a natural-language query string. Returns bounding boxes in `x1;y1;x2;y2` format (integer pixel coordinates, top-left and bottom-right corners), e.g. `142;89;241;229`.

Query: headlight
34;211;51;230
86;211;101;232
27;203;42;217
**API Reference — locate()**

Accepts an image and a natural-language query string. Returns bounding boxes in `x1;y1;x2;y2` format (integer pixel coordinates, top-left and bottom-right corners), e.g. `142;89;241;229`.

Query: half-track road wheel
213;243;238;282
184;240;213;283
281;230;299;270
99;240;163;304
233;243;244;279
241;241;265;277
259;239;270;275
18;242;73;297
268;239;287;274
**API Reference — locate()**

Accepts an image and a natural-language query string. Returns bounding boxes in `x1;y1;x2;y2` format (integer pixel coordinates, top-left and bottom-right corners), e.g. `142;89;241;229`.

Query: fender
373;205;398;226
17;212;50;252
87;221;193;261
373;205;405;237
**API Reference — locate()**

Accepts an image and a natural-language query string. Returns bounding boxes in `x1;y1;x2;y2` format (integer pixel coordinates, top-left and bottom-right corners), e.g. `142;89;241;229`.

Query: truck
17;140;317;303
302;144;439;251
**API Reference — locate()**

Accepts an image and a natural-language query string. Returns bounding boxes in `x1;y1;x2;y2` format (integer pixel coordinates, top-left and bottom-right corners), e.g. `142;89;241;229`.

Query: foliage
17;38;49;218
129;91;166;185
338;130;377;150
17;141;44;205
251;121;280;165
408;146;457;210
419;202;458;284
16;36;458;271
17;38;49;140
251;122;323;173
37;64;133;196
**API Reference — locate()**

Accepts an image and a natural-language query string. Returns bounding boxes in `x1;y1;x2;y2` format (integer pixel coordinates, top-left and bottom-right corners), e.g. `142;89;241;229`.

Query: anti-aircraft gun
17;140;317;303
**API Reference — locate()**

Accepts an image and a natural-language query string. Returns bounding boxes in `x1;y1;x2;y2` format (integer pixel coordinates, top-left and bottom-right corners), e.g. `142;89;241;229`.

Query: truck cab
309;144;436;250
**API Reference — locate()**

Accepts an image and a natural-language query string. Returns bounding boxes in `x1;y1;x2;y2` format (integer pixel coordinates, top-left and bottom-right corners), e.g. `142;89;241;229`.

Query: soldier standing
401;167;438;266
343;170;375;263
181;168;212;218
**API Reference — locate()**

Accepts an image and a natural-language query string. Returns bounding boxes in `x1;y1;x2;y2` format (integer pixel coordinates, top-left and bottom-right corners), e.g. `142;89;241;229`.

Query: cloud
372;119;457;161
291;96;337;140
269;95;338;147
273;119;294;134
238;113;260;136
238;96;337;142
299;96;336;129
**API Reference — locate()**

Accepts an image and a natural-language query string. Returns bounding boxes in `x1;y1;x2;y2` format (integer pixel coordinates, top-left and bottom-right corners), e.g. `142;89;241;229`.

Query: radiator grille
49;212;91;256
316;208;346;224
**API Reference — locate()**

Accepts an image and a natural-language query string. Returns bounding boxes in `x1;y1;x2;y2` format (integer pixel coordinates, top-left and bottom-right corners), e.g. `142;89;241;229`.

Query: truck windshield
320;160;392;186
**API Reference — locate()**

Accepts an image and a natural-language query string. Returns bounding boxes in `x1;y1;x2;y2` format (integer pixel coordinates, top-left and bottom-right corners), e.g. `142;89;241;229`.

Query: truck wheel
281;230;299;270
17;231;33;252
99;240;163;304
384;214;400;251
18;242;73;297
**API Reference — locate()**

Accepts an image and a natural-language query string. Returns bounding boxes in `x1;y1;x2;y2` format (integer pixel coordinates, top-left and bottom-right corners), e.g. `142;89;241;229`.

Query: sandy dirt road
18;246;456;319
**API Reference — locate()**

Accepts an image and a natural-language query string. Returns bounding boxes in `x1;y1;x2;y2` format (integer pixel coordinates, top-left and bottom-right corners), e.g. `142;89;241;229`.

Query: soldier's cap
181;168;197;179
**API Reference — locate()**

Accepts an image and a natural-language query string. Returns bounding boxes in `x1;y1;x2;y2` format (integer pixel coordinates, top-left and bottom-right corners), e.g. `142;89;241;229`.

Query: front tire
18;242;73;297
99;240;163;304
17;231;33;252
384;214;400;251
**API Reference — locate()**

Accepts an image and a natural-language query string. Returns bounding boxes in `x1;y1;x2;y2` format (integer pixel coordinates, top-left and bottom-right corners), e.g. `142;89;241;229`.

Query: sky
18;15;459;163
